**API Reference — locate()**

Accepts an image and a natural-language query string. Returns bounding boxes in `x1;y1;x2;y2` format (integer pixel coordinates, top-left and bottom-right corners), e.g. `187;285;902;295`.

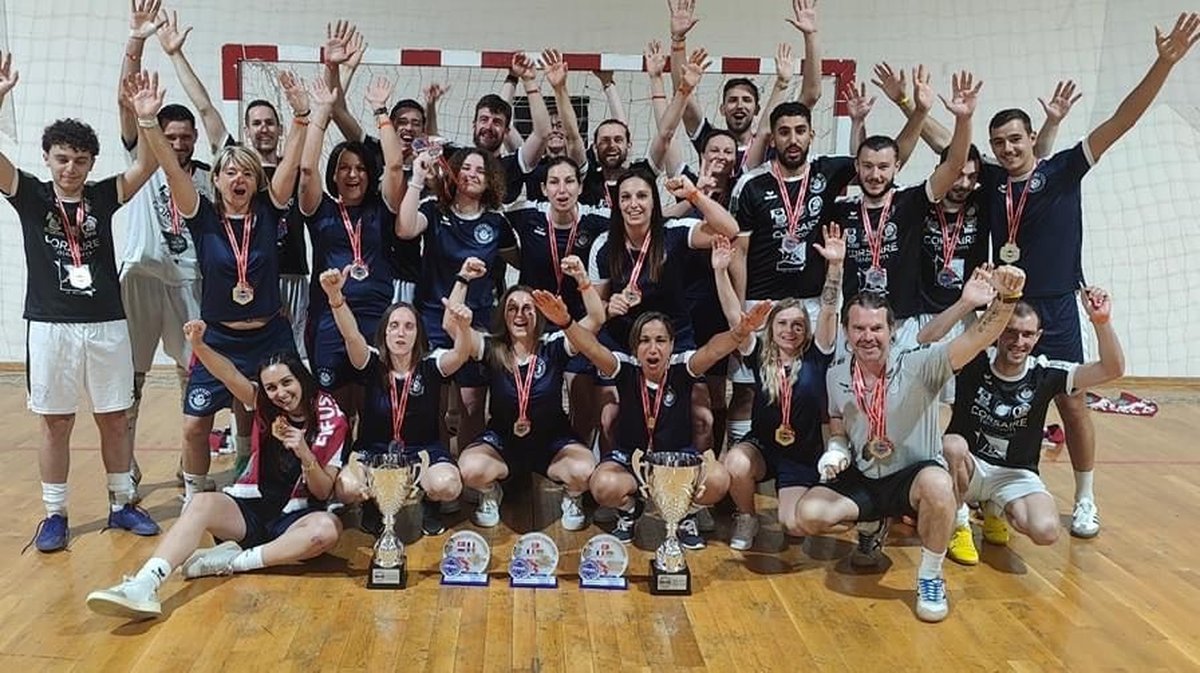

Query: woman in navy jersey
505;156;610;442
87;322;347;622
544;295;772;546
136;74;309;504
447;258;605;531
298;79;401;419
399;147;517;453
715;227;844;551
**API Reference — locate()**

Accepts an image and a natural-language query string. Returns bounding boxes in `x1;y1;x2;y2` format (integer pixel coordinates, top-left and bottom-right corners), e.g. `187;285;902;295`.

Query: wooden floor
1;372;1198;672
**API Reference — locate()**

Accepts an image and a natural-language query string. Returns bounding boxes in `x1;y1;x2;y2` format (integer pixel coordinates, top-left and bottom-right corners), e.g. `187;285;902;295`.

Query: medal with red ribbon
859;191;894;292
224;213;255;305
336;198;369;281
935;204;965;288
55;197;91;289
640;368;669;451
1000;163;1039;264
546;208;580;294
852;359;893;460
772;161;810;255
388;367;414;450
774;362;796;446
512;352;538;437
622;232;652;307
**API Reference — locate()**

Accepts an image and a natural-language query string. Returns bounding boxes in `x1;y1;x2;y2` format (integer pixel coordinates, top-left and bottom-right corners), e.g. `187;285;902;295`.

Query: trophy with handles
631;449;711;595
365;449;429;589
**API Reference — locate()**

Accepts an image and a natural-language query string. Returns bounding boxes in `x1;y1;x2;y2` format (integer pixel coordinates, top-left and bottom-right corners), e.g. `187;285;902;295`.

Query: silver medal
67;264;92;290
864;266;887;292
936;268;960;288
349;263;369;281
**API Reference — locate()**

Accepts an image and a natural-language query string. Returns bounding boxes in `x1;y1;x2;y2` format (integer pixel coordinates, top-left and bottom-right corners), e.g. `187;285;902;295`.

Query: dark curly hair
324;141;380;201
434;147;506;212
42;119;100;157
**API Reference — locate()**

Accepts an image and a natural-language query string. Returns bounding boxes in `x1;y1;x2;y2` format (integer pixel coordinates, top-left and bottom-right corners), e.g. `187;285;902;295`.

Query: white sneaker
695;507;716;532
474;485;503;528
729;512;759;551
560;492;586;531
181;541;242;579
86;576;161;620
1070;498;1100;538
916;576;949;622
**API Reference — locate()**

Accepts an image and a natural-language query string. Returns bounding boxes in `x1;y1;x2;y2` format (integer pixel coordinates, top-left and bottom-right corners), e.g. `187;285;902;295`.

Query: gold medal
774;425;795;446
623;287;642;307
232;283;255;305
866;437;894;460
999;243;1021;264
513;418;532;437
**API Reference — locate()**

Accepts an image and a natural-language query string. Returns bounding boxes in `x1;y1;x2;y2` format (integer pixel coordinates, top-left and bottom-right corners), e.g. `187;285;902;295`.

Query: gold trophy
366;450;429;589
631;449;712;595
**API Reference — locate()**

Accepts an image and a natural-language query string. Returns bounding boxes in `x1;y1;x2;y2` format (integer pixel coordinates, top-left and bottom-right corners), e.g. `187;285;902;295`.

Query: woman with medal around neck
549;291;771;546
137;71;310;505
715;227;843;551
448;258;604;530
87;320;348;622
398;144;516;458
319;269;476;538
297;77;402;423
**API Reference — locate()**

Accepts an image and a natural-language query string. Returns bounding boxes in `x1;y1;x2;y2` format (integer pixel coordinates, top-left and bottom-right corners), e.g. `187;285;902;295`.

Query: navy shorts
184;315;296;416
742;435;820;490
228;494;330;548
471;417;581;478
1026;293;1084;363
818;459;945;521
307;311;380;391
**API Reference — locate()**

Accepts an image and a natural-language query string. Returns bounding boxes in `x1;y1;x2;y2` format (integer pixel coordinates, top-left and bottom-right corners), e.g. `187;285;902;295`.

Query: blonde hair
759;299;812;406
211;145;269;212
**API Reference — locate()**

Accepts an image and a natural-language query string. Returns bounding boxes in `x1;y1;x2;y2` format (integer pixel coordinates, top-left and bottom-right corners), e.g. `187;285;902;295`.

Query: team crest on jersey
807;195;822;216
188;387;213;411
410;373;424;395
663;386;677;407
317;368;335;388
576;231;591;248
474;222;496;244
883;222;897;238
810;174;827;194
845;228;858;246
1028;172;1046;193
534;357;547;379
770;207;787;226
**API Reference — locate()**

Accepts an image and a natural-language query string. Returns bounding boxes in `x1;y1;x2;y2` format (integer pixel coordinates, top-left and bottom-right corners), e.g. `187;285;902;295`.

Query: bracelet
455;274;472;286
293;117;310;126
898;96;911;110
1000;293;1023;304
671;43;686;52
377;119;393;129
683;188;700;204
408;179;425;189
558;319;575;329
373;106;389;117
124;52;141;61
678;85;694;96
302;459;320;472
577;280;592;292
329;298;346;309
136;117;157;128
1090;315;1110;325
652;94;667;100
670;35;686;44
294;109;312;118
524;88;539;96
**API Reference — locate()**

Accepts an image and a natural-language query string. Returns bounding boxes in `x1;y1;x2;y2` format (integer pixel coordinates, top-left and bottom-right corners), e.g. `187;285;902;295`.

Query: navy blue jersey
918;194;991;314
481;331;573;428
360;134;422;283
413;198;517;346
744;336;834;461
187;194;286;322
305;193;396;318
587;218;698;352
980;143;1094;298
831;183;931;320
604;351;699;453
263;164;307;275
730;156;857;300
507;202;609;321
354;349;448;454
579;146;654;210
4;171;124;322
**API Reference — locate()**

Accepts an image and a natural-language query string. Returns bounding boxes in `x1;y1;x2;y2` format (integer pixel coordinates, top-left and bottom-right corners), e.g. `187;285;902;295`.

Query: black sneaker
850;518;891;568
421;499;447;536
612;498;644;544
676;514;706;550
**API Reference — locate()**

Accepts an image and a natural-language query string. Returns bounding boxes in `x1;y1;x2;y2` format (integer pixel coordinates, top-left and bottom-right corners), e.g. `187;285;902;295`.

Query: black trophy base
649;560;692;595
368;558;408;589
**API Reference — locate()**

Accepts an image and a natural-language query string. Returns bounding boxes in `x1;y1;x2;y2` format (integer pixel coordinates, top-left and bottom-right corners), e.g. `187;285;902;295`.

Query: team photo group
3;0;1195;624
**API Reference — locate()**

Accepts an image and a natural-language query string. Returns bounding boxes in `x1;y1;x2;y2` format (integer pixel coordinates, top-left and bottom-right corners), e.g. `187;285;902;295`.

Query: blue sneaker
612;498;644;544
107;505;161;536
27;514;69;553
916;576;949;622
676;514;706;550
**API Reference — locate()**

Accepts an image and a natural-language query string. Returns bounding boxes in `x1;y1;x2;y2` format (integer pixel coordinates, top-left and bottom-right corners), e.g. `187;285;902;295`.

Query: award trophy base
510;575;558;589
368;558;408;589
649;561;692;595
440;573;489;587
580;576;628;590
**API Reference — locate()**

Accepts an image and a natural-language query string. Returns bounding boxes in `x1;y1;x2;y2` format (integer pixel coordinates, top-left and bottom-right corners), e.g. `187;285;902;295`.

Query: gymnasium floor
0;372;1196;672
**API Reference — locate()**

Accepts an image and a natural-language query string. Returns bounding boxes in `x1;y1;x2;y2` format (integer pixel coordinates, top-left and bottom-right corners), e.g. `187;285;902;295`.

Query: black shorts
453;359;489;388
819;460;945;521
1027;293;1084;362
472;416;581;478
742;435;820;490
230;495;329;548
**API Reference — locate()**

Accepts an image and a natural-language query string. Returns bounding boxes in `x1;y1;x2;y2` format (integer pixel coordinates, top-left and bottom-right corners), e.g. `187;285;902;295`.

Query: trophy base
440;572;490;587
580;576;628;590
649;560;692;595
510;575;558;589
368;559;408;589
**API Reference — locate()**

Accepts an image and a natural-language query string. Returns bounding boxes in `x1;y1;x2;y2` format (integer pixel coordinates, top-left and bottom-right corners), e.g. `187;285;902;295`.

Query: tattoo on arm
820;269;842;306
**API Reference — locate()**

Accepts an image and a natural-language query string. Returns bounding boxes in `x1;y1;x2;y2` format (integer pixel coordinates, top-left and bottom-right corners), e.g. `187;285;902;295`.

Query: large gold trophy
366;450;429;589
631;449;711;595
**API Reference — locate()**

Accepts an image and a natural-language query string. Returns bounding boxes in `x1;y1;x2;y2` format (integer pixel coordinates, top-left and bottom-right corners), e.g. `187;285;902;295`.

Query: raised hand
324;20;358;66
560;255;588;284
606;292;631;318
696;163;720;194
278;70;310;114
423;81;449;106
775;43;795;87
319;267;348;297
710;235;734;271
276;423;310;457
844;81;875;122
593;70;615;88
664;174;698;200
542;49;568;90
961;264;996;307
1080;285;1112;323
183;319;207;345
813;223;846;263
459;256;488;281
129;0;164;39
645;41;668;79
737;300;773;335
0;51;21;99
786;0;818;35
989;264;1026;298
156;9;192;56
1155;12;1200;64
681;48;711;91
126;70;165;119
411;151;434;183
941;69;982;119
309;77;338;110
510;52;537;81
912;64;934;113
531;289;572;327
870;61;907;105
441;297;475;333
365;76;393;111
345;30;366;70
1038;80;1082;124
668;0;699;39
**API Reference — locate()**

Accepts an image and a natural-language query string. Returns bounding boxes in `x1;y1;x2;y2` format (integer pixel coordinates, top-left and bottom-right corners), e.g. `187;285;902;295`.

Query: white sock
918;547;946;580
182;472;205;501
107;472;135;511
230;546;265;573
726;419;752;444
233;434;252;459
955;504;970;528
135;557;172;589
1073;470;1095;503
42;482;68;517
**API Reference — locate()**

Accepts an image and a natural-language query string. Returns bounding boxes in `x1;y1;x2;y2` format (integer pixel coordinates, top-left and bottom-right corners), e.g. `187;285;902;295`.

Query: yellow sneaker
983;513;1010;546
947;525;979;565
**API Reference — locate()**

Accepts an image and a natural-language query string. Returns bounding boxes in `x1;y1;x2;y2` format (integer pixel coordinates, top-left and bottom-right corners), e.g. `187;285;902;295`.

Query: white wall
1;0;1197;375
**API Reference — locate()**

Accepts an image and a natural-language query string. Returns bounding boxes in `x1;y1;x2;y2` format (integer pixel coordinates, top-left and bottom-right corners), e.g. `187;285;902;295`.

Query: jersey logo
188;387;213;411
663;386;677;407
410;374;425;396
1017;386;1035;402
474;223;496;244
807;195;822;216
576;232;591;248
317;368;335;388
770;207;787;226
810;174;827;194
1029;172;1046;193
534;358;547;380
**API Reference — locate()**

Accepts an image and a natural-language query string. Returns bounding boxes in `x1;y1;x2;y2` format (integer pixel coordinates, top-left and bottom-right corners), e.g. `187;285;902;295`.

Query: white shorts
730;297;824;384
963;454;1049;511
914;311;975;404
279;274;309;359
120;271;201;372
27;320;135;415
392;280;416;305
